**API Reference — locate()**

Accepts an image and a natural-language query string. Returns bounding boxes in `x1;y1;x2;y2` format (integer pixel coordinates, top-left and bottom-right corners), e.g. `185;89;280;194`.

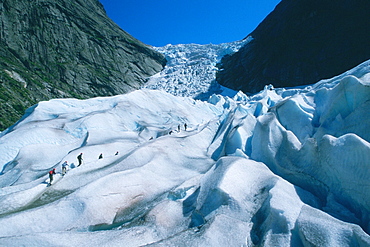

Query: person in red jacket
49;168;56;185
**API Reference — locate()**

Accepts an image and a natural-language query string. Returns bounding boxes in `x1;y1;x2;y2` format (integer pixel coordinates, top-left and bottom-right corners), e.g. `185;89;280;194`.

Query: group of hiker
169;123;188;135
47;151;119;186
48;152;83;185
48;156;75;184
47;122;188;185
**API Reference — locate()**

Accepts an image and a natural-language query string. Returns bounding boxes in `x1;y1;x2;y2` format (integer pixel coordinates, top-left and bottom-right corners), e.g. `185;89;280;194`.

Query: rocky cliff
0;0;166;130
217;0;370;94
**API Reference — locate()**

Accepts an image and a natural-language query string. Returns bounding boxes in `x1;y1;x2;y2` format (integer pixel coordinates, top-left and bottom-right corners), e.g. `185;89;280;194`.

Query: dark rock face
0;0;166;130
217;0;370;94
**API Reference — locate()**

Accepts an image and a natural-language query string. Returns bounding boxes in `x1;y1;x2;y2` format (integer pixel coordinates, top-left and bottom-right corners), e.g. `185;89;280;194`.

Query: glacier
0;41;370;246
144;39;251;99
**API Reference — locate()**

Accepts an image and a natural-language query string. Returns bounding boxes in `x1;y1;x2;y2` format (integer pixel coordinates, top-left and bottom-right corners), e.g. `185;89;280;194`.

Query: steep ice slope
0;58;370;246
144;39;250;99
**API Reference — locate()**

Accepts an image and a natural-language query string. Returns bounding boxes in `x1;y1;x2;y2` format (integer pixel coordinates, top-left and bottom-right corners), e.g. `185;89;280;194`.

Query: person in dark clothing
98;153;103;159
77;153;83;167
184;123;187;131
49;168;56;185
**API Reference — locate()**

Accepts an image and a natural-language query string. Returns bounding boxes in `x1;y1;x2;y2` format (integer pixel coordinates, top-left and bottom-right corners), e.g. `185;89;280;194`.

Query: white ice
143;39;251;99
0;42;370;246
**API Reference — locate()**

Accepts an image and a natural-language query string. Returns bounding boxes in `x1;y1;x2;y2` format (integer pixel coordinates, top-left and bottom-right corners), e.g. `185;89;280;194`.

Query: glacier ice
144;39;250;99
0;46;370;246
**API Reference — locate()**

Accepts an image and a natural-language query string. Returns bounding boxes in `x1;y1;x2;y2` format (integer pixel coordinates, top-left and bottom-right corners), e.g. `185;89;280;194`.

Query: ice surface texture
0;60;370;245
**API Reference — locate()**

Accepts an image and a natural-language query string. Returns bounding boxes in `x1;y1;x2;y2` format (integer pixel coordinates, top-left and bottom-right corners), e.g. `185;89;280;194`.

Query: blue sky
99;0;281;47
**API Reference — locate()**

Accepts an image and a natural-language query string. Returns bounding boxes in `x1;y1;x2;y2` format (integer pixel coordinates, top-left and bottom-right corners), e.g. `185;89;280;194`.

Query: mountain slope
0;0;166;130
0;58;369;246
217;0;370;93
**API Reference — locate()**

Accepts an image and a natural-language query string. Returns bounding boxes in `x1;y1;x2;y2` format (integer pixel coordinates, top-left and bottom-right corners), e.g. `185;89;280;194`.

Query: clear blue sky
99;0;281;47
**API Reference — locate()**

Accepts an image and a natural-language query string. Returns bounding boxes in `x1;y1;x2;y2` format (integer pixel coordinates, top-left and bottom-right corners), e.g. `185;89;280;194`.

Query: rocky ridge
217;0;370;94
0;0;166;130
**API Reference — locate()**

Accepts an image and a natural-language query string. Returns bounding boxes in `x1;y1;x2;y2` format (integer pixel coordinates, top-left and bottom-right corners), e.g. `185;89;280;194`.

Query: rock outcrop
0;0;166;130
216;0;370;94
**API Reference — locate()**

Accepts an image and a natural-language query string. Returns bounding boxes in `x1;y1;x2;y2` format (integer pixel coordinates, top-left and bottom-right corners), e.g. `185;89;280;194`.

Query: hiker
169;130;173;135
77;153;83;167
98;153;103;159
184;123;187;131
115;151;119;155
178;124;181;132
49;168;56;185
61;161;69;176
